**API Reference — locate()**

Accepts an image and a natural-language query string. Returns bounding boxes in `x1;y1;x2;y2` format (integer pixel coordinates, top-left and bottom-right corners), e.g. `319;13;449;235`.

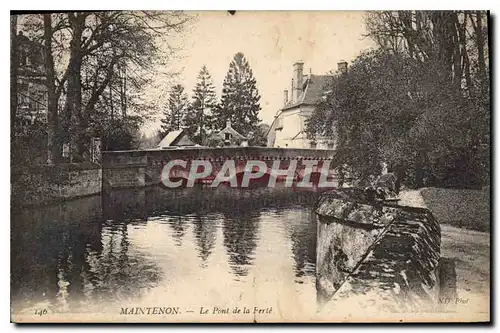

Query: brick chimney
337;60;348;74
283;90;288;106
293;61;304;101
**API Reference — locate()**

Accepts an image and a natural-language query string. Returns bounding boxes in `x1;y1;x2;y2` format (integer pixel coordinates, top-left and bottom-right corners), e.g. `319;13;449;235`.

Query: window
275;117;283;130
225;133;232;140
310;142;317;149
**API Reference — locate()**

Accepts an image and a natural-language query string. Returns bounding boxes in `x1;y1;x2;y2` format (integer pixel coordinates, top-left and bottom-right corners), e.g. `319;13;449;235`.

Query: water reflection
88;221;162;305
192;214;217;266
221;207;260;277
11;196;162;313
167;215;187;247
11;186;319;314
288;210;317;281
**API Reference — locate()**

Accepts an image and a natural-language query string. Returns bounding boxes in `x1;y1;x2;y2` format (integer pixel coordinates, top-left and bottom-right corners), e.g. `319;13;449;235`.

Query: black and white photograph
9;10;491;323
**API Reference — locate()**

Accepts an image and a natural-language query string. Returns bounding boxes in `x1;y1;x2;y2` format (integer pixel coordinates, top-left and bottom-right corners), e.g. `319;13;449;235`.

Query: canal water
11;186;320;320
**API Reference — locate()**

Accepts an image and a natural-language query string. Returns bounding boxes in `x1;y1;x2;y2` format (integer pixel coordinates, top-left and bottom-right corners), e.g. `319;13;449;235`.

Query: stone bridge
102;147;338;190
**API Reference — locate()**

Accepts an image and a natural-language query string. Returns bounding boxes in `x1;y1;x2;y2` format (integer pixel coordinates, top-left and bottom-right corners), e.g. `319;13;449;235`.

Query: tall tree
307;48;488;188
160;84;189;136
361;10;490;187
364;11;489;99
17;11;192;161
43;14;64;164
184;65;218;144
215;52;261;134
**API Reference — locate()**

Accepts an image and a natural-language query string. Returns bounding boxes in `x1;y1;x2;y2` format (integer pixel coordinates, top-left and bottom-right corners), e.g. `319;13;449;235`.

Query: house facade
14;31;48;127
267;61;348;149
208;120;247;147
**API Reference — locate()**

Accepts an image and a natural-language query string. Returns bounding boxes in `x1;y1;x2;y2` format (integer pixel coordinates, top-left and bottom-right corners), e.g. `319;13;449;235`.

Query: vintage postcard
10;10;490;323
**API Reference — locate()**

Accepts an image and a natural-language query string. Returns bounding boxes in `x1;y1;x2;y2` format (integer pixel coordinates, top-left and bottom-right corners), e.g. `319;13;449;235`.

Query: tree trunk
459;12;473;97
475;11;487;87
63;13;85;162
394;165;406;194
451;12;462;90
43;14;61;164
10;15;18;131
414;149;424;188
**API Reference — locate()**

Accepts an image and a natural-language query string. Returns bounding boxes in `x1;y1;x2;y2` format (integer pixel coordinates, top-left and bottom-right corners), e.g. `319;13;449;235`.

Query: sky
143;11;376;135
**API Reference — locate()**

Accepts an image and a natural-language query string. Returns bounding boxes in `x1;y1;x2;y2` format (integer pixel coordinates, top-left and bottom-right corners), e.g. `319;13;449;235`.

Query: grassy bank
420;187;490;232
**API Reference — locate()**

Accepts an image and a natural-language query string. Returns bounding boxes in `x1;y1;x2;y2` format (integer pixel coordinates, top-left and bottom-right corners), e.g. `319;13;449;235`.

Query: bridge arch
102;147;338;190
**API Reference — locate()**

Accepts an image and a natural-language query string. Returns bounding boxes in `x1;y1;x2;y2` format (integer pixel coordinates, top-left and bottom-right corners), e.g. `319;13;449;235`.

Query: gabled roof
282;74;333;111
210;122;247;140
157;130;196;148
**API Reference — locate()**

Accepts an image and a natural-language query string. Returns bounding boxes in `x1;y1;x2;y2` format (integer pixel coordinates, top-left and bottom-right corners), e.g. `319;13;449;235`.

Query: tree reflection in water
82;221;162;308
12;185;321;313
192;213;217;267
287;209;317;281
166;215;187;247
221;204;260;278
11;196;162;313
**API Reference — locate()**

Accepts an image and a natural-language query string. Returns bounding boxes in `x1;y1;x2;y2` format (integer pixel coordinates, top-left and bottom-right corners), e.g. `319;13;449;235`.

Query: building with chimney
267;61;348;149
207;120;248;147
14;31;48;127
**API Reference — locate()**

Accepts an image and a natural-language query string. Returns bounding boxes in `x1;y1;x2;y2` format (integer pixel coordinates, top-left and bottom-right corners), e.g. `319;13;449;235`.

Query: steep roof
266;73;334;141
282;74;333;111
157;130;196;148
210;122;247;140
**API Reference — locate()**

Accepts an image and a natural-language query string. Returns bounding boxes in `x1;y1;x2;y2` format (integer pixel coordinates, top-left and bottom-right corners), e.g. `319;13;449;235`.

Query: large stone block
315;189;442;313
102;167;145;190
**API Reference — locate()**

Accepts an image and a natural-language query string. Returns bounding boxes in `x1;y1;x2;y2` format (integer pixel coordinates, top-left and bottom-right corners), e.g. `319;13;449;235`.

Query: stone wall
11;163;102;207
102;167;146;189
315;189;442;314
101;152;146;189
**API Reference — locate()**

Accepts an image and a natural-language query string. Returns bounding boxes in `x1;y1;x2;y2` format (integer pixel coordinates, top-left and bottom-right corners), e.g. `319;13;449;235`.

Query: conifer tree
215;52;261;134
184;65;218;144
160;84;189;136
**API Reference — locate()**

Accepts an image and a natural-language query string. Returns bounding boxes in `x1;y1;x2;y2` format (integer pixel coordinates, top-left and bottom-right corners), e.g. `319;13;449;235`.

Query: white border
1;1;497;332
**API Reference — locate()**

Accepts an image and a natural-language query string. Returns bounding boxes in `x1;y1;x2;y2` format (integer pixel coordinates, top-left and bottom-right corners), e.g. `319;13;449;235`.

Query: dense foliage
184;65;219;144
160;55;265;147
307;11;489;189
11;11;191;165
214;52;261;135
160;84;189;137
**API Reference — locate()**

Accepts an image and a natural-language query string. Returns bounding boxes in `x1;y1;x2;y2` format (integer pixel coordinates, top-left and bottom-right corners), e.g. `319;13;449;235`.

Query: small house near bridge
157;129;197;149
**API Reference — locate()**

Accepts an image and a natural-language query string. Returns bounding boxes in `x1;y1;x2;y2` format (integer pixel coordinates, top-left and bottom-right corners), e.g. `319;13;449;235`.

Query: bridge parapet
102;147;337;189
102;151;147;189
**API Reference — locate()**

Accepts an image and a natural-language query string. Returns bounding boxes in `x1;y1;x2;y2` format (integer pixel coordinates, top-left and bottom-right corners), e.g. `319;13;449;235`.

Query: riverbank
11;162;102;208
421;187;490;232
399;187;490;232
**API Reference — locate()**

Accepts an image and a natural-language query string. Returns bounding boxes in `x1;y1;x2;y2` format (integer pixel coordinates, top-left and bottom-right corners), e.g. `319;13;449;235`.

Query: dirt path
440;224;490;315
399;190;490;318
